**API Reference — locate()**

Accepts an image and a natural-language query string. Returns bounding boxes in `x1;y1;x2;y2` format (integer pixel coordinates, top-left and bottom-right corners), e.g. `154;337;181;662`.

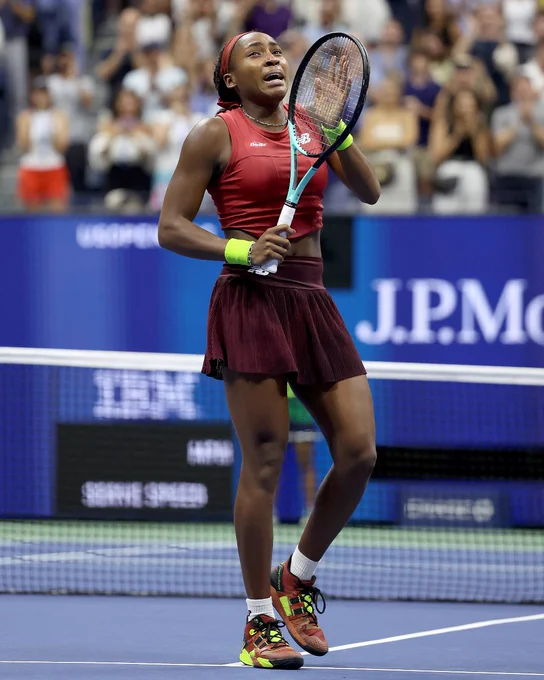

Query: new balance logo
296;132;311;146
250;142;267;147
248;266;270;276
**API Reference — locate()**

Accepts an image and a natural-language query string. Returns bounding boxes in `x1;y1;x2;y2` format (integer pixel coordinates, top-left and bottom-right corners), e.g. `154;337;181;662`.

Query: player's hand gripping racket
262;32;370;274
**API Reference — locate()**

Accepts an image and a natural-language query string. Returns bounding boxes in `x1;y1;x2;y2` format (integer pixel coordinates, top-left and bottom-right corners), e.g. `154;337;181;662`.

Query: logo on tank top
296;132;311;146
250;141;267;147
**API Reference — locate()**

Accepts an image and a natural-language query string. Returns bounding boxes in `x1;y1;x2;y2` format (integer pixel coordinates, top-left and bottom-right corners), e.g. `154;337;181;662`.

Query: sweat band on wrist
224;238;252;266
321;119;354;151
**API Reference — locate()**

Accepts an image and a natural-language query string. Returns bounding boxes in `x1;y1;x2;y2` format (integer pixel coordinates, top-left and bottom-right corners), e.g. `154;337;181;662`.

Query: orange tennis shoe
239;614;304;669
270;559;328;656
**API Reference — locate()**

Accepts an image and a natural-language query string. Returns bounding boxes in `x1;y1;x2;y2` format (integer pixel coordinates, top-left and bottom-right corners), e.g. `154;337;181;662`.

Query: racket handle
260;204;296;274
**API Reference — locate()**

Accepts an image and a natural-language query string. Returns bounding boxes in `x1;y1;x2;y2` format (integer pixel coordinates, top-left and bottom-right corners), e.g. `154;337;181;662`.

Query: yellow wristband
224;238;252;266
322;119;353;151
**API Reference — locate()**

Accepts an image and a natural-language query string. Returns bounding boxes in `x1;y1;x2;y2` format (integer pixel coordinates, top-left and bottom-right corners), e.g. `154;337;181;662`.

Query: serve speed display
56;423;234;520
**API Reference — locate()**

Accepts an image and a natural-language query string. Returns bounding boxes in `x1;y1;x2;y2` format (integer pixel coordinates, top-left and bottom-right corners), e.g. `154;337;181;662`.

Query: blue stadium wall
1;215;543;525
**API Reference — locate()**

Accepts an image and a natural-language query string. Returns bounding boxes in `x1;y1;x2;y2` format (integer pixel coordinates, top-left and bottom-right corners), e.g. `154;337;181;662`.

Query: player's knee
335;434;377;478
244;435;287;495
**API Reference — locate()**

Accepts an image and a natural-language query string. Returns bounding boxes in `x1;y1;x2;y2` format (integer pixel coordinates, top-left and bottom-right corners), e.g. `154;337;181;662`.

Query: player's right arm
158;117;231;261
158;116;293;264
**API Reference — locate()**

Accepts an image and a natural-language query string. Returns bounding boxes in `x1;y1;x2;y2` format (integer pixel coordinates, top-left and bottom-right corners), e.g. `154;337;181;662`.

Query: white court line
2;612;544;672
313;612;544;655
0;662;543;676
223;612;544;667
0;661;225;667
308;671;544;677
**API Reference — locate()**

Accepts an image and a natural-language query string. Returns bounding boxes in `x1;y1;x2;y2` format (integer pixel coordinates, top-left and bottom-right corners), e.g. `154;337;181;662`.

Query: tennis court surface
2;596;544;678
1;348;543;677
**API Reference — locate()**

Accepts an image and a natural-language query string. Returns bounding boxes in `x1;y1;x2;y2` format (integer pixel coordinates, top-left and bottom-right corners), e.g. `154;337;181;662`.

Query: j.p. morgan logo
356;278;544;346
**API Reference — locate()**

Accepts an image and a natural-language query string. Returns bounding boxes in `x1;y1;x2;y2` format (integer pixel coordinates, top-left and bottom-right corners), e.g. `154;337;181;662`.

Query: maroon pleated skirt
201;256;366;385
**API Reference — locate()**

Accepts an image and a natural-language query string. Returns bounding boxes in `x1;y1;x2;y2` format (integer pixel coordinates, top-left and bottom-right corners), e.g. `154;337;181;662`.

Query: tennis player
158;31;380;670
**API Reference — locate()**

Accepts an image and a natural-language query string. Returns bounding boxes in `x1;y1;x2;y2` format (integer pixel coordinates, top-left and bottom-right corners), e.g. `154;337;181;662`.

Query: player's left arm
327;146;381;205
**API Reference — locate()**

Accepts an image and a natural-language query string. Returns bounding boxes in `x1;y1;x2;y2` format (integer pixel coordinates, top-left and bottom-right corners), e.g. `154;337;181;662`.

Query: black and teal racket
261;31;371;274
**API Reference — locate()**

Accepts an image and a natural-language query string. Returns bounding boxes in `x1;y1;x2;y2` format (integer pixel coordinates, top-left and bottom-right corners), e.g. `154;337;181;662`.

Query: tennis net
1;347;543;602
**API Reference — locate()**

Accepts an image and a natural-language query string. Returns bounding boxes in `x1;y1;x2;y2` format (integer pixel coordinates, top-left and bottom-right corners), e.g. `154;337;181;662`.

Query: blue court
2;597;543;679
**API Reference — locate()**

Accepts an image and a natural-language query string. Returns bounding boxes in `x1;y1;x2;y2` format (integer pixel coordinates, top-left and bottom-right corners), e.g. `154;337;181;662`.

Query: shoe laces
297;582;326;623
252;617;289;648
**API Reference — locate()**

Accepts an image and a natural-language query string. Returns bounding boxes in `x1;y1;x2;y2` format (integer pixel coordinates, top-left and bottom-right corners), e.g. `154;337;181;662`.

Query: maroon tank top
207;106;328;239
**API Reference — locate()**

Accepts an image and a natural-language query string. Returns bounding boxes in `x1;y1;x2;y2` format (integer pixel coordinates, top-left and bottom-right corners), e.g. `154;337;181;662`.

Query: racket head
288;32;370;158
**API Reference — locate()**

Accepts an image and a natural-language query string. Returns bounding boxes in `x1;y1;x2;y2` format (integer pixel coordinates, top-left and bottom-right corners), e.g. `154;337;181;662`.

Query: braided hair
214;43;242;111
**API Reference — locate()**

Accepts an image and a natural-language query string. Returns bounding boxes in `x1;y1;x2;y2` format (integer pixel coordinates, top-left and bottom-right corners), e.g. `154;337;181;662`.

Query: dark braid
214;43;242;110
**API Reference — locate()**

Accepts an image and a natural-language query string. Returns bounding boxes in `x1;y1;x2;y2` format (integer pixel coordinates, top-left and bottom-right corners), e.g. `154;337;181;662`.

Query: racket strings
293;35;368;156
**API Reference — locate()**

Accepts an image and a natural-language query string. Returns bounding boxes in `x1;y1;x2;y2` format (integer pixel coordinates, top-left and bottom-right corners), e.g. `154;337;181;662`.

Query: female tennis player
158;31;380;670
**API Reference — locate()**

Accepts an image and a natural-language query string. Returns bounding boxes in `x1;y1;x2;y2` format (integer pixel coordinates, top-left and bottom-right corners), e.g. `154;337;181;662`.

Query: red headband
217;32;250;110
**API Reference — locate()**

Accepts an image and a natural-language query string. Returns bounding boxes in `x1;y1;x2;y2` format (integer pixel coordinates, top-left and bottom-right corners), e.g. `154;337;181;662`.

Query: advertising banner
1;214;543;366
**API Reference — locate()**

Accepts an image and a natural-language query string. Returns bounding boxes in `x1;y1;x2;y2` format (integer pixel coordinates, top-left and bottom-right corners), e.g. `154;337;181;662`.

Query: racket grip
260;204;296;274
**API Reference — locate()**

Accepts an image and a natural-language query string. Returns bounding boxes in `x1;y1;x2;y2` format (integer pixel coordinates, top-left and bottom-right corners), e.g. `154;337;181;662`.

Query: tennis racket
260;31;371;274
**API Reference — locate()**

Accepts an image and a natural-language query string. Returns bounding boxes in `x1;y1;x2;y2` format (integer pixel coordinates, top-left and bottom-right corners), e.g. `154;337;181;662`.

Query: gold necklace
242;108;287;128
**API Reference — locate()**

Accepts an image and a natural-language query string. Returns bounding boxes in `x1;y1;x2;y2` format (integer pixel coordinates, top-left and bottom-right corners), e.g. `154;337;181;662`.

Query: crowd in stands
1;0;544;214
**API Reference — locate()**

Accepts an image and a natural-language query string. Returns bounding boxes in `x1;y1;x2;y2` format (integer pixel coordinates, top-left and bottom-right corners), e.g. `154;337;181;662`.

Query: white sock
290;545;319;582
246;597;275;622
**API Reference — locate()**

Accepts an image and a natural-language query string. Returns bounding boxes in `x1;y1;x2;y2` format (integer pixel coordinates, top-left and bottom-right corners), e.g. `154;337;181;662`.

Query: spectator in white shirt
521;38;544;99
342;0;391;45
502;0;536;64
88;88;156;212
46;45;96;196
122;15;188;122
491;74;544;213
301;0;350;45
149;82;203;210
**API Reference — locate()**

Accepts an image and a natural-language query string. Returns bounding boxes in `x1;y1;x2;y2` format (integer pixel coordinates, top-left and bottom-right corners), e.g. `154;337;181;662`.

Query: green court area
2;520;543;551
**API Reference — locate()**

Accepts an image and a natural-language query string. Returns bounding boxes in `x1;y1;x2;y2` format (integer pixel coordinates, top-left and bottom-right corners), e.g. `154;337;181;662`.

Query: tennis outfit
202;106;365;385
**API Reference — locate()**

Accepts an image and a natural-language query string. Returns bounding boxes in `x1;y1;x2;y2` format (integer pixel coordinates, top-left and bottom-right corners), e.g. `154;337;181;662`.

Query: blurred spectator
343;0;391;45
435;53;497;120
122;19;187;121
521;38;544;98
387;0;424;43
429;88;491;213
16;77;70;212
136;2;172;48
279;29;310;78
357;76;418;214
96;7;142;107
502;0;536;64
302;0;350;44
37;0;78;75
173;0;232;63
368;20;408;91
235;0;292;40
0;0;36;125
534;9;544;44
491;74;544;213
403;50;441;203
455;4;519;106
0;15;8;152
423;0;460;50
137;0;172;41
88;89;156;212
149;82;203;210
189;55;219;116
46;46;96;198
413;29;454;85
